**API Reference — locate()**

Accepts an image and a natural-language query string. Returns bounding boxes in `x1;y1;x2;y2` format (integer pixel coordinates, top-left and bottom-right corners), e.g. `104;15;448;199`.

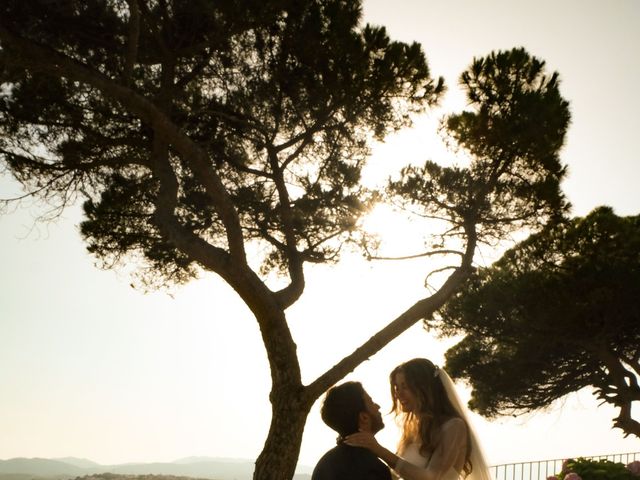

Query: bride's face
393;372;417;413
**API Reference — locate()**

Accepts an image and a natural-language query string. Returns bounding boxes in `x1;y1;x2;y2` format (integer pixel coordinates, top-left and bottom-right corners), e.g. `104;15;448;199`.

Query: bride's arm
342;432;402;471
345;418;468;480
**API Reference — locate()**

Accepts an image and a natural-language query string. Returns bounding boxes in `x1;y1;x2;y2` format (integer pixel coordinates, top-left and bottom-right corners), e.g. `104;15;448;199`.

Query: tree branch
595;345;640;438
147;128;251;295
0;24;249;264
367;249;464;261
266;146;305;309
621;353;640;378
122;0;140;84
305;262;474;400
305;222;477;400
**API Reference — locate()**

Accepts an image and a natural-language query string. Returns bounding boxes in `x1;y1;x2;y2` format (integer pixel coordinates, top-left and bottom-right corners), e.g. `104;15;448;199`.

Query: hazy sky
1;0;639;471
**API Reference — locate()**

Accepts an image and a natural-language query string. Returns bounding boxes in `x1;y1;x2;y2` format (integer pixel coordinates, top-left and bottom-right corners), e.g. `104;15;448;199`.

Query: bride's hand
343;431;380;451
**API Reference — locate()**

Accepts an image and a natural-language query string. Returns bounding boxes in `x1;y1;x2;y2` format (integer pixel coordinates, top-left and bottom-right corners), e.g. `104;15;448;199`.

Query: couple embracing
312;358;493;480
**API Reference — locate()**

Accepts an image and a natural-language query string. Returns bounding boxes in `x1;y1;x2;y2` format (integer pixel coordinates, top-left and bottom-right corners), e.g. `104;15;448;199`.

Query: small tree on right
435;206;640;438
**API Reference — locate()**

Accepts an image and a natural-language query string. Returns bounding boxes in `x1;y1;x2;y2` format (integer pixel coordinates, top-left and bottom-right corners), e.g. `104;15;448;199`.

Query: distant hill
53;460;101;470
108;461;251;479
70;474;215;480
0;474;75;480
0;458;86;476
0;457;311;480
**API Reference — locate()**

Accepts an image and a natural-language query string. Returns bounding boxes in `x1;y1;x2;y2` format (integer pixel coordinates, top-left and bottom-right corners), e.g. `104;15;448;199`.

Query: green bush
556;458;637;480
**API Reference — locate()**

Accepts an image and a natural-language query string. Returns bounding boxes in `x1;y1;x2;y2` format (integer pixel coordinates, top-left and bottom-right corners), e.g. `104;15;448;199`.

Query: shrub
550;458;639;480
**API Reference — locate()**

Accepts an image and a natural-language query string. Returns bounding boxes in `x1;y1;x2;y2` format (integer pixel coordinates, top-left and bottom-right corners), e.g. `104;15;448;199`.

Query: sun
359;203;428;256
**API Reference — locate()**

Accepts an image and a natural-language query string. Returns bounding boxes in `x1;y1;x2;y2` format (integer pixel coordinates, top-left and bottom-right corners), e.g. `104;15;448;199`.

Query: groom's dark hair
320;381;366;437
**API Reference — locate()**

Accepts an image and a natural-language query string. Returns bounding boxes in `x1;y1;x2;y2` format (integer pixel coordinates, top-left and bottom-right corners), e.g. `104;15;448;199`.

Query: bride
345;358;492;480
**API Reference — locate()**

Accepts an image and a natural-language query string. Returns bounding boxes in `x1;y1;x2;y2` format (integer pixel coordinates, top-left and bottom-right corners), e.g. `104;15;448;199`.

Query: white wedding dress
393;418;467;480
397;442;461;480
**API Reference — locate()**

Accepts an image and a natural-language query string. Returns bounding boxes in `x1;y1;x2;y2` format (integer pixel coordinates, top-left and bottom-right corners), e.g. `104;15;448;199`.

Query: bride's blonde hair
390;358;473;477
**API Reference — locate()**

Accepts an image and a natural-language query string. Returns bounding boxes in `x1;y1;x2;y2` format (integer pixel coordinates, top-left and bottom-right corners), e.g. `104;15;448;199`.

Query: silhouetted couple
312;358;493;480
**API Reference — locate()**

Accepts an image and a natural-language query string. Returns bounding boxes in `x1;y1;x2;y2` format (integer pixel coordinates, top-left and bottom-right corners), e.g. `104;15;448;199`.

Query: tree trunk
595;346;640;439
253;389;312;480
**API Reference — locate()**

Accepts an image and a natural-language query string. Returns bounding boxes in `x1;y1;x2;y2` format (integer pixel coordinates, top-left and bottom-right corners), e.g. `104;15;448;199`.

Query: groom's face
361;391;384;434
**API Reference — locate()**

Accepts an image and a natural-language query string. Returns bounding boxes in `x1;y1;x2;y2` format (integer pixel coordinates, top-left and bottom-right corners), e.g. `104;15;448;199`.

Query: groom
311;381;391;480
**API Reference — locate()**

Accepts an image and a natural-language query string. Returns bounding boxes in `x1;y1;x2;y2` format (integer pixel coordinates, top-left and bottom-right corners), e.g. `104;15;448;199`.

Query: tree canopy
0;0;444;291
438;206;640;438
387;48;570;266
1;1;572;478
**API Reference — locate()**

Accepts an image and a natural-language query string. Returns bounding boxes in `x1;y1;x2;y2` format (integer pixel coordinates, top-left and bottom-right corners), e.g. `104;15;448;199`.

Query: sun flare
359;203;427;253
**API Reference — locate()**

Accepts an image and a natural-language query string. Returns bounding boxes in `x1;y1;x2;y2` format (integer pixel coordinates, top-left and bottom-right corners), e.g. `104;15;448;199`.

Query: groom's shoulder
311;444;391;480
311;444;346;477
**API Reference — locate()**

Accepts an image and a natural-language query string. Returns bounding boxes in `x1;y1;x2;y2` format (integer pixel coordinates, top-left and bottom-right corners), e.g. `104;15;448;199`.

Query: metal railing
490;452;640;480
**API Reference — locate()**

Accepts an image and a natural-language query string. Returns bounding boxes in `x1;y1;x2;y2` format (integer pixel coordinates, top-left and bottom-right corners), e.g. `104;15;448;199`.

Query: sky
1;0;639;472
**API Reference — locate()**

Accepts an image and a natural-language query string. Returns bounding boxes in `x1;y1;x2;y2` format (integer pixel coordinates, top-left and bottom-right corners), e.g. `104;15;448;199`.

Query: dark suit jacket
311;443;392;480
